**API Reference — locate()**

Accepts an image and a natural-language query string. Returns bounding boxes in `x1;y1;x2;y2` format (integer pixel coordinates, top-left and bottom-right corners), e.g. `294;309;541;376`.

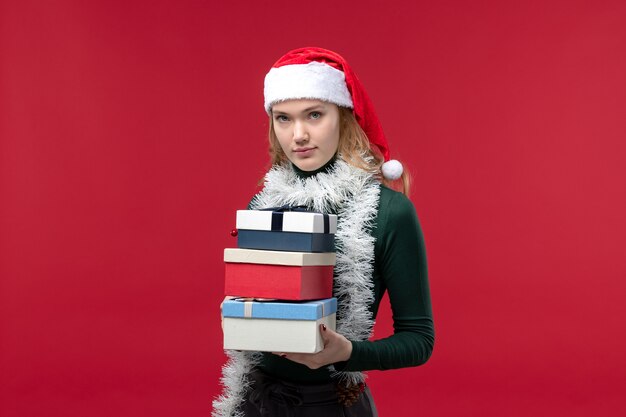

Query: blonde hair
267;106;411;196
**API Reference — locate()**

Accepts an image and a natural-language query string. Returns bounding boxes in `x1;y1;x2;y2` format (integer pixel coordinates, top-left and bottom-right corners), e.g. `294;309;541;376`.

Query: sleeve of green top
342;190;435;371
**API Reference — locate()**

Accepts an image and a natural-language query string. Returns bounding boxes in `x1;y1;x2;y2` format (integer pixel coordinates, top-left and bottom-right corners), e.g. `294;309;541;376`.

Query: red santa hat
263;47;403;180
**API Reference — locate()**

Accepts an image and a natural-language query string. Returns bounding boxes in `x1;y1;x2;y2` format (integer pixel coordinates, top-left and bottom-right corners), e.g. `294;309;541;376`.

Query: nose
293;120;309;143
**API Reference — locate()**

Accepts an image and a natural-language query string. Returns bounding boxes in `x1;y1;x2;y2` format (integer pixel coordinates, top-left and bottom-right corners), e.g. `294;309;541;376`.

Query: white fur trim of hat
264;62;354;113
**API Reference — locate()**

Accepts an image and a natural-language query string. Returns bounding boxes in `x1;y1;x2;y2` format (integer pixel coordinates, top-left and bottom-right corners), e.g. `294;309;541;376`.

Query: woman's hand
220;296;236;330
273;324;353;369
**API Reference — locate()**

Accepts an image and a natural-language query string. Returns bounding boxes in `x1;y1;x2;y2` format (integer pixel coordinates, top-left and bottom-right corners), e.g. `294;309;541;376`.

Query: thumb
320;323;331;346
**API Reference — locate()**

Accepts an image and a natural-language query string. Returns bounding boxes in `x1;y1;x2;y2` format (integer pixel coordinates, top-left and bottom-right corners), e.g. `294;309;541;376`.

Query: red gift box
224;263;333;300
224;248;335;300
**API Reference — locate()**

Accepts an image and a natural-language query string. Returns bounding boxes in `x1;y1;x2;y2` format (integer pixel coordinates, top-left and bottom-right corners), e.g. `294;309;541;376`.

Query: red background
2;1;625;416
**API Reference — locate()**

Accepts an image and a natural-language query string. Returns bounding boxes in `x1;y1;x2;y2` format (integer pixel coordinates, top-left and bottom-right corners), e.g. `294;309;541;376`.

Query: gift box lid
236;209;337;234
224;248;336;266
222;298;337;320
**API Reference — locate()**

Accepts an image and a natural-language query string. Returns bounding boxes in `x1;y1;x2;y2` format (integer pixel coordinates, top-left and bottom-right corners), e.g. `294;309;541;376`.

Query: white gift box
222;298;337;353
236;209;337;234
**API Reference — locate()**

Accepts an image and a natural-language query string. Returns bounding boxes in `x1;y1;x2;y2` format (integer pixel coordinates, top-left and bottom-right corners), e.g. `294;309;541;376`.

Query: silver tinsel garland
212;159;380;416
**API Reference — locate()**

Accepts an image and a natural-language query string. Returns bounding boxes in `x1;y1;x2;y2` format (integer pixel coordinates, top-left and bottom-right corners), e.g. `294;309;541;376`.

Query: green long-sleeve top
252;160;434;383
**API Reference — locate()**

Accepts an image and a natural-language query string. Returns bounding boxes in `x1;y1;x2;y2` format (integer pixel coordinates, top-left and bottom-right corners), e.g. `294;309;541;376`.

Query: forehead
271;99;331;114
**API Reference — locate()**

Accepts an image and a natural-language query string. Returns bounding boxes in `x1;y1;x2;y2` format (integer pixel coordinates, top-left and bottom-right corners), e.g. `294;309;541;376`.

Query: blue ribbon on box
260;205;331;234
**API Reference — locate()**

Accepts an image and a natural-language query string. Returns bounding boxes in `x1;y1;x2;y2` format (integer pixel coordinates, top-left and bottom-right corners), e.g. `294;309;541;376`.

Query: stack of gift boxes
222;208;338;353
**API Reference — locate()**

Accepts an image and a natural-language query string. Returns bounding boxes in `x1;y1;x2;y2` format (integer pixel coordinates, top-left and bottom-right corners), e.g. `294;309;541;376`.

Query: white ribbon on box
244;301;253;318
235;298;276;319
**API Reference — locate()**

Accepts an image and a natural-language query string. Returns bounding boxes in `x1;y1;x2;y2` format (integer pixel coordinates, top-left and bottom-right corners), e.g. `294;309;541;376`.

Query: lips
294;147;315;153
293;147;316;157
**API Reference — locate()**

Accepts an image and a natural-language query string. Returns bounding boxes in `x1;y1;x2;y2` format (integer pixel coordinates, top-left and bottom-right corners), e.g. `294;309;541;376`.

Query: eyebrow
272;105;326;116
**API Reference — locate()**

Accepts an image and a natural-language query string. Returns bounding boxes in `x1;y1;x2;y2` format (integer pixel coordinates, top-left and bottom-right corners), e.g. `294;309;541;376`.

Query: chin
295;160;324;172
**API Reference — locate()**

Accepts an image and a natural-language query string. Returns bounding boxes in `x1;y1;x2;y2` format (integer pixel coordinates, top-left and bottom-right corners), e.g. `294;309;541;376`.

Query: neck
291;155;338;179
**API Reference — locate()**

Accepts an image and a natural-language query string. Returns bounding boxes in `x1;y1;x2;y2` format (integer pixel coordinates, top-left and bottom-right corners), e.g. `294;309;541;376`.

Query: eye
309;111;322;120
275;115;289;122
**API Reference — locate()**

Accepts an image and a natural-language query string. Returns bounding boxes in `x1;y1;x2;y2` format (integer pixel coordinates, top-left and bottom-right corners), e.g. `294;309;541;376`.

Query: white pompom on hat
264;47;403;180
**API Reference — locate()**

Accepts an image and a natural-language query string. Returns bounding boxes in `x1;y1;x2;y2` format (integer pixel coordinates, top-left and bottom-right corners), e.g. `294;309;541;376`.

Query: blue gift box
222;298;337;320
222;298;338;353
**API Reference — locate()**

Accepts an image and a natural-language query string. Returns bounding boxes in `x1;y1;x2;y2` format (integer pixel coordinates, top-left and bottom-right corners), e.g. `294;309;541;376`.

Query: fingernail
280;353;287;358
321;324;327;331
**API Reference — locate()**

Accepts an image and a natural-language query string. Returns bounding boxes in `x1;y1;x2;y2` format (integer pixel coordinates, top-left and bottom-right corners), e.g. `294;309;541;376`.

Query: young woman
214;47;434;417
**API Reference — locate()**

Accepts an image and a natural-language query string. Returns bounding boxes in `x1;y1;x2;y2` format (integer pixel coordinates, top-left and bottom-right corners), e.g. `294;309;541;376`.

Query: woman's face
271;99;340;172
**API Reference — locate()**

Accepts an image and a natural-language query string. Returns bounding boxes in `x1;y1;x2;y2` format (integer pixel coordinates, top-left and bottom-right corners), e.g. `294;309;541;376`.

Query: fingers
321;322;339;348
268;325;350;370
320;323;329;340
270;325;340;369
271;350;323;369
220;297;236;330
220;295;236;309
